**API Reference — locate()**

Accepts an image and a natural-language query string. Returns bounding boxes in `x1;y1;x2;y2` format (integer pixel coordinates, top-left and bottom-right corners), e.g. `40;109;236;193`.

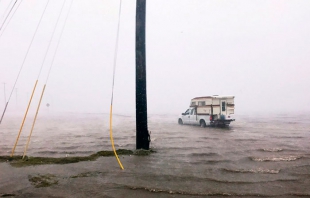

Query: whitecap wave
223;168;280;174
262;148;283;152
251;156;301;162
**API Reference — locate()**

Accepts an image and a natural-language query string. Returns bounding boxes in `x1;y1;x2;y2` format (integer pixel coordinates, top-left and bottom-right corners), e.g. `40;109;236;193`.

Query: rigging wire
1;0;50;125
36;0;67;80
0;0;22;39
23;0;73;159
10;0;51;156
0;102;8;124
0;0;20;125
0;0;17;31
44;0;73;85
0;0;14;20
1;0;14;21
109;0;124;170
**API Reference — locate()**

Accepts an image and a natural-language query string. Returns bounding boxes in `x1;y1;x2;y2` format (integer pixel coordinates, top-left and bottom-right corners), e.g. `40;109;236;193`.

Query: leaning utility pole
136;0;149;150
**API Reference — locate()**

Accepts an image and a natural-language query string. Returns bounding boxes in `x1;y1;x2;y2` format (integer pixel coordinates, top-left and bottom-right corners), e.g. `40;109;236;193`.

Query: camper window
222;101;226;111
198;101;205;106
191;102;196;106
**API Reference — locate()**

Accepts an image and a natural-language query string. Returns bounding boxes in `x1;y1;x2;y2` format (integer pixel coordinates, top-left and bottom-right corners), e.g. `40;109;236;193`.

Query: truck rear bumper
210;119;235;126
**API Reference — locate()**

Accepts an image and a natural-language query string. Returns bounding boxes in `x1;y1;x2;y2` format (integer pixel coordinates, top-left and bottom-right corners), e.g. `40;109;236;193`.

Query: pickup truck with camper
178;95;235;127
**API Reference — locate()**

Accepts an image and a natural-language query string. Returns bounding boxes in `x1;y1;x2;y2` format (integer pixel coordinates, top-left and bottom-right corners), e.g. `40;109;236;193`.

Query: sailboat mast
136;0;149;150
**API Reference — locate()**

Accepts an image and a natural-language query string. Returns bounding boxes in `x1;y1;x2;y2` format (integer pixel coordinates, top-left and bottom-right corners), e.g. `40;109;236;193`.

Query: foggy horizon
1;0;310;117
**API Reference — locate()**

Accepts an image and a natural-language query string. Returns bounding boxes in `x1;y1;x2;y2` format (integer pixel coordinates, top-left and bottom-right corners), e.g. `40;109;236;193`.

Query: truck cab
180;108;197;125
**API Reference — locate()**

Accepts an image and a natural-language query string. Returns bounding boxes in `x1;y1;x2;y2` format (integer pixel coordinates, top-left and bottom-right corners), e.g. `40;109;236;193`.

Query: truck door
182;109;191;124
190;108;197;125
220;100;227;116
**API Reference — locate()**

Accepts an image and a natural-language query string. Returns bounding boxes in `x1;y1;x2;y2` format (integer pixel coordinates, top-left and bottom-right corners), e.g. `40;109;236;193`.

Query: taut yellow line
23;84;46;159
11;80;38;157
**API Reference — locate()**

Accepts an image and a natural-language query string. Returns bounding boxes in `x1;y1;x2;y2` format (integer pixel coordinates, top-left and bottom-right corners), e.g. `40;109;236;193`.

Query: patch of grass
1;193;16;197
28;174;58;188
0;155;22;162
0;149;156;167
1;149;135;167
90;149;134;158
134;149;156;156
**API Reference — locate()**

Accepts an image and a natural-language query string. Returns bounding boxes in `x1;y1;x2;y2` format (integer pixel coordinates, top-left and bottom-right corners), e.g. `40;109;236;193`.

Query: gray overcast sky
0;0;309;116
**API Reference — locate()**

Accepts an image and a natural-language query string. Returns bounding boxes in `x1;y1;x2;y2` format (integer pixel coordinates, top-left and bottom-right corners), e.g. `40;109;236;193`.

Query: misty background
0;0;309;117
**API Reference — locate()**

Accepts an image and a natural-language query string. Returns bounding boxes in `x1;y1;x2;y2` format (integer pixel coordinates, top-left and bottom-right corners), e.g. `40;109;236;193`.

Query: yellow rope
22;84;46;159
109;104;124;170
108;0;124;170
11;80;38;157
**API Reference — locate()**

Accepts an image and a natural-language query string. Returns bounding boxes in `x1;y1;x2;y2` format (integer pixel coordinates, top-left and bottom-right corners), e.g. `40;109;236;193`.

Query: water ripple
260;148;283;152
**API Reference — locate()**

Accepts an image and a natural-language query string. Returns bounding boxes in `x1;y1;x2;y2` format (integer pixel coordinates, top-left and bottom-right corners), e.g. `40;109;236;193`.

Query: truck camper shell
190;95;235;117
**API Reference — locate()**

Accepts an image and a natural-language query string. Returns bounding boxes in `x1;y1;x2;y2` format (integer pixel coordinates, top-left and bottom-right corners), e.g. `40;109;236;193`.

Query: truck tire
178;118;183;125
200;120;206;128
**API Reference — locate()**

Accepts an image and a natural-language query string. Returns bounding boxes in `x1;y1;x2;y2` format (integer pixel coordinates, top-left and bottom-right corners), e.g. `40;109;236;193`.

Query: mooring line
23;0;70;159
109;0;124;170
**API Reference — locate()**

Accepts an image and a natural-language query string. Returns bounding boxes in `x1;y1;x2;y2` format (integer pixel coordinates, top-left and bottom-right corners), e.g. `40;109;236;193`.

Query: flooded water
0;112;310;197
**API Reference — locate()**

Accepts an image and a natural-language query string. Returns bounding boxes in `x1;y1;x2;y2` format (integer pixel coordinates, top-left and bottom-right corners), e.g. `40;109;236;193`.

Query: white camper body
178;95;235;127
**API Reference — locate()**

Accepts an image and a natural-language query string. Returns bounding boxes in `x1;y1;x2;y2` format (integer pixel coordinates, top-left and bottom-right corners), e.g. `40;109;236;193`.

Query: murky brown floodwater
1;112;309;197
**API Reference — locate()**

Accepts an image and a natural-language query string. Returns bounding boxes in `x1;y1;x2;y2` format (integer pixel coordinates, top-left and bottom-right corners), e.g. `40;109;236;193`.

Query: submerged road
1;113;309;197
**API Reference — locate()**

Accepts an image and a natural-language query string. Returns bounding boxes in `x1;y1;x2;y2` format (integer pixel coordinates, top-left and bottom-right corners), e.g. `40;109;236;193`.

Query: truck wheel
178;119;183;125
200;120;206;128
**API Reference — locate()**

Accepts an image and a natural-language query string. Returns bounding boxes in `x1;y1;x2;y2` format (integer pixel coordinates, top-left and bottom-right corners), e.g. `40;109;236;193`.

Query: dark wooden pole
136;0;149;150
